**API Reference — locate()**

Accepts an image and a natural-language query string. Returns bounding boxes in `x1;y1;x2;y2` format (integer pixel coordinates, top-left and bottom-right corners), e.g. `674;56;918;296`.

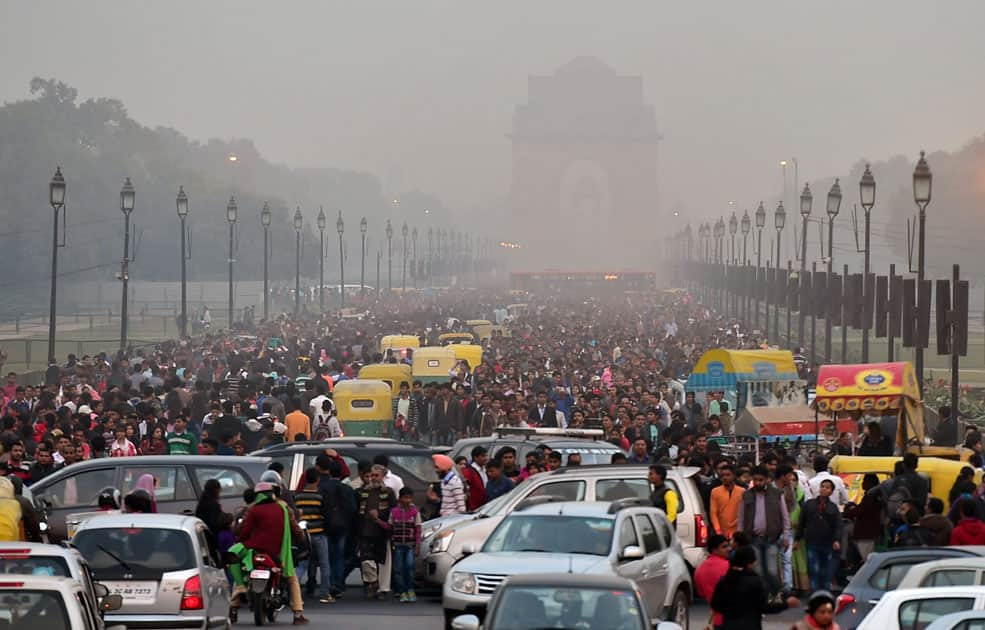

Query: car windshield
0;590;71;629
488;585;645;630
483;515;613;556
74;527;196;581
0;554;70;578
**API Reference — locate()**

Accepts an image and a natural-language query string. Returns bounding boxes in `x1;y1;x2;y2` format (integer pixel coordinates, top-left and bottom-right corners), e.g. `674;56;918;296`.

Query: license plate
249;569;271;580
102;581;157;602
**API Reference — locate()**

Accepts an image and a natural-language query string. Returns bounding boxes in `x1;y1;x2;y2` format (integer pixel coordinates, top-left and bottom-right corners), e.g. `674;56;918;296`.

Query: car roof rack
492;427;605;441
515;495;567;511
606;497;652;514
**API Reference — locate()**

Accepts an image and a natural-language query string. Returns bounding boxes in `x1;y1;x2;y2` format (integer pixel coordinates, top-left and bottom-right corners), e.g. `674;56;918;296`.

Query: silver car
442;499;692;630
424;464;709;585
72;513;231;630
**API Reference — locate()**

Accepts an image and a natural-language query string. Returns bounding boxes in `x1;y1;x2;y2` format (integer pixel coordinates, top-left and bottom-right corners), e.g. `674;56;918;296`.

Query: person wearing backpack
316;454;357;599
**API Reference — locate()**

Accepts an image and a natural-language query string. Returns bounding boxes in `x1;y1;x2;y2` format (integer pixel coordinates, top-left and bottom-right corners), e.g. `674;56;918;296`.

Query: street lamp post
226;196;237;328
317;208;326;312
360;217;367;297
401;222;409;292
773;201;786;344
427;228;434;287
824;180;842;360
728;212;738;265
740;210;750;321
859;166;876;362
913;151;933;394
119;178;135;350
293;208;303;314
337;211;345;309
47;168;66;364
176;187;189;337
412;227;418;289
728;212;738;317
376;248;382;298
798;184;812;348
755;202;766;330
714;218;725;312
260;203;271;320
386;220;393;291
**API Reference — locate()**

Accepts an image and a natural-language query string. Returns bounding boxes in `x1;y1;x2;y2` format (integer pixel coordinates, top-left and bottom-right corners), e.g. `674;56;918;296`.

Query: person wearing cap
792;591;840;630
433;454;466;517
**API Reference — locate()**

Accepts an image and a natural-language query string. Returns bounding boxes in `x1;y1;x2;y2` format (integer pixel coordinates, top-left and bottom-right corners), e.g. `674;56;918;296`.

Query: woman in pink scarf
133;473;158;513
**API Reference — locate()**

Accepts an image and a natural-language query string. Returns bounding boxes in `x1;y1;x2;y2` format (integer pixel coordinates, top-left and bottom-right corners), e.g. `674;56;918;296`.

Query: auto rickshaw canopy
684;349;799;392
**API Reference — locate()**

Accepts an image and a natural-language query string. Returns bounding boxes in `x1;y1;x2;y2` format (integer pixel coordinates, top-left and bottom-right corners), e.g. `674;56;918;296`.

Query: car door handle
867;600;879;605
181;509;194;515
641;569;649;576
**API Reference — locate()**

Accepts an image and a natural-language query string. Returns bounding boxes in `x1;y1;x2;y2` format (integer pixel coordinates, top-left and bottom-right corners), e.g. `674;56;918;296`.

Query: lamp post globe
317;207;327;231
755;201;766;229
827;179;843;218
261;202;271;227
741;210;750;235
226;196;237;224
859;167;875;212
120;177;135;215
913;150;932;210
293;207;303;231
176;186;188;218
774;201;786;231
49;167;66;209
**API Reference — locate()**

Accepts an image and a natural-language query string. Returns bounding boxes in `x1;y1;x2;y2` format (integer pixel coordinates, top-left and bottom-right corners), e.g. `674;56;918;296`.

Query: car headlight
431;529;455;553
450;571;476;594
422;522;443;541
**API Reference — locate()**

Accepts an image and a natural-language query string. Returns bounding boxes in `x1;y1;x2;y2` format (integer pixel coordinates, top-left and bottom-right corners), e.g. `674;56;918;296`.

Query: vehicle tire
666;587;689;630
253;594;265;626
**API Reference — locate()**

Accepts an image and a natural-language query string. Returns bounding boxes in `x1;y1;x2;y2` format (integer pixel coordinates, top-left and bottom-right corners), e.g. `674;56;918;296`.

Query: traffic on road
0;287;982;629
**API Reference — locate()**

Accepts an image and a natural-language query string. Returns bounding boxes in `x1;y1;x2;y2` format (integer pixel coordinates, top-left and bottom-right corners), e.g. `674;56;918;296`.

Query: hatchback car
72;513;231;630
856;586;985;630
898;557;985;589
29;455;271;541
0;575;123;630
424;464;709;585
835;547;985;630
924;610;985;630
0;541;116;627
442;499;692;630
256;437;441;502
451;573;684;630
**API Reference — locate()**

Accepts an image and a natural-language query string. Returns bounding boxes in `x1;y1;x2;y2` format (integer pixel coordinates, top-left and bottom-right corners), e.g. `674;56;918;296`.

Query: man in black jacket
528;390;558;427
711;546;799;630
315;455;357;598
795;478;843;592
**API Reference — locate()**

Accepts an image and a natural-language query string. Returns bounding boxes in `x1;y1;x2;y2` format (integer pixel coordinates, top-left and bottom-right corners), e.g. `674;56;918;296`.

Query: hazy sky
3;1;984;220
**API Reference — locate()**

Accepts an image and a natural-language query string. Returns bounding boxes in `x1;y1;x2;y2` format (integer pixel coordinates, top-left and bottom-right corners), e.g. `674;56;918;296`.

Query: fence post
108;308;112;323
89;314;94;331
77;341;84;358
14;315;19;335
75;312;80;325
25;340;31;371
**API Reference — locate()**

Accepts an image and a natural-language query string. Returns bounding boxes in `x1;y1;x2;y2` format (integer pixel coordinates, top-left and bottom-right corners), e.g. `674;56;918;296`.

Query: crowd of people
0;288;983;628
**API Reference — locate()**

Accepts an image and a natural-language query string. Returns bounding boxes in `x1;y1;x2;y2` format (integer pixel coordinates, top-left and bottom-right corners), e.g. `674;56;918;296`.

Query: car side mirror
94;583;109;598
452;614;481;630
100;594;124;612
461;543;479;556
620;545;644;561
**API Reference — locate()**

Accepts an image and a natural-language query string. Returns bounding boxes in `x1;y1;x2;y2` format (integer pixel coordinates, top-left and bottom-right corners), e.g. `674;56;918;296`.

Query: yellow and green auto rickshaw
449;344;482;371
379;334;421;359
437;332;476;345
334;379;393;437
465;320;494;343
412;346;458;385
357;363;412;397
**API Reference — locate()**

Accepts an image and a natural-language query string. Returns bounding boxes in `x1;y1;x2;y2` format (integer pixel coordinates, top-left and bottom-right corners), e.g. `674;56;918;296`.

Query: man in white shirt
374;454;404;494
807;455;849;507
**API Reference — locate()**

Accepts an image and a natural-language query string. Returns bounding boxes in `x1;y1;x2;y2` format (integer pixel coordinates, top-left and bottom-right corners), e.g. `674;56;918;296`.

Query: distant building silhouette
510;57;661;267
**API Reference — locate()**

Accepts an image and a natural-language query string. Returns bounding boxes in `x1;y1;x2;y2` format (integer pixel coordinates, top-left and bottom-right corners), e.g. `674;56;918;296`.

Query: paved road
294;590;804;629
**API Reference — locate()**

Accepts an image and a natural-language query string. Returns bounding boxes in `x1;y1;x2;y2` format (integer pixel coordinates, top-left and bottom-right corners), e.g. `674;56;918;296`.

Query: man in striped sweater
295;468;334;603
433;454;467;517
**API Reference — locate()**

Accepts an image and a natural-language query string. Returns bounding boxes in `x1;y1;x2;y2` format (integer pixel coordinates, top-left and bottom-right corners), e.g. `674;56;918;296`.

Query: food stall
813;362;925;453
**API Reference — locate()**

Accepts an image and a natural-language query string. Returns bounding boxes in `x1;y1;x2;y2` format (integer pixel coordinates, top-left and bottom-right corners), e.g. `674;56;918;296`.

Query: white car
924;610;985;630
897;557;985;589
0;575;124;630
442;499;692;630
856;586;985;630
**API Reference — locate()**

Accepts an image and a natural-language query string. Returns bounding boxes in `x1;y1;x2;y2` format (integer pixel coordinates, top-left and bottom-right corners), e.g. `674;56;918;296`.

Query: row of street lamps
44;170;487;357
681;152;933;381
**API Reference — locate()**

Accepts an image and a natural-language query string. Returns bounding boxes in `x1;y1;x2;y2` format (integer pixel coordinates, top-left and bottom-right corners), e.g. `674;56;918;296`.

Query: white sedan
856;586;985;630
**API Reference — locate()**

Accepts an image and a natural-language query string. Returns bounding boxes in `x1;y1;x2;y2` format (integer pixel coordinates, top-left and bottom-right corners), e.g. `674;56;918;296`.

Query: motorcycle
240;519;311;626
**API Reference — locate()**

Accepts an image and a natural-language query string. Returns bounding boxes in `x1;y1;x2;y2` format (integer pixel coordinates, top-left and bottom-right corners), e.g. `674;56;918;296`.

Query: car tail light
180;575;203;610
835;593;855;615
0;582;24;587
694;514;708;548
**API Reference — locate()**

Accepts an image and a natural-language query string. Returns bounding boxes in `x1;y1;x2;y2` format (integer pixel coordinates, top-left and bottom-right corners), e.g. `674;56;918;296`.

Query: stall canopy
685;349;800;392
734;405;857;437
814;362;920;413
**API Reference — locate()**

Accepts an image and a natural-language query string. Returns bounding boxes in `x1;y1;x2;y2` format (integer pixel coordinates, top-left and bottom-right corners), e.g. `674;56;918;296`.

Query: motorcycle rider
228;481;308;625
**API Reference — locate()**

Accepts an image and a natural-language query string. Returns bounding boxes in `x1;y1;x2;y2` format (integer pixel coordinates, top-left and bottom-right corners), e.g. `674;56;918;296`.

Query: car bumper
442;583;491;614
683;546;708;572
104;613;222;629
426;551;459;585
